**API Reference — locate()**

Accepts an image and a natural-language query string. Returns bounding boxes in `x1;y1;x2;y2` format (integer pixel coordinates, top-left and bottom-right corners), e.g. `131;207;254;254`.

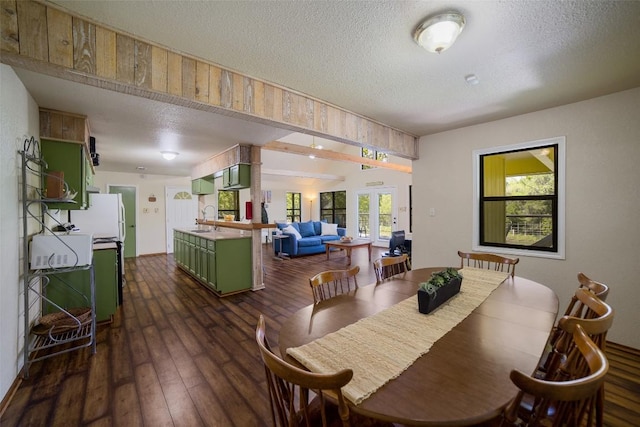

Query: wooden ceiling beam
1;0;419;161
262;141;412;174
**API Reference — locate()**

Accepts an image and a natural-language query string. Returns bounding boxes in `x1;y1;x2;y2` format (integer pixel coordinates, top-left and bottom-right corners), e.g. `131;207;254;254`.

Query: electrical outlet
429;208;436;217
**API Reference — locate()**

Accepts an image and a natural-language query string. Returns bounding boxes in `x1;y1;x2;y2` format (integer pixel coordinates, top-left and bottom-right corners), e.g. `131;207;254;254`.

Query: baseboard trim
0;375;22;419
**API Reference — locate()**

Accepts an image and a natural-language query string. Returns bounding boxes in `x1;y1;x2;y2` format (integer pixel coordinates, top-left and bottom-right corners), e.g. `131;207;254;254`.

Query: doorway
356;187;397;247
109;185;137;258
165;186;199;253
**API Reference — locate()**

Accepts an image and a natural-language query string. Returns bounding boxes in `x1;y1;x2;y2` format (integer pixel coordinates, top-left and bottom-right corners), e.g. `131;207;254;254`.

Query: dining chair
255;314;353;427
542;274;610;364
501;324;609;427
535;289;614;427
542;287;614;368
564;272;610;317
373;254;409;283
309;266;360;303
457;251;519;277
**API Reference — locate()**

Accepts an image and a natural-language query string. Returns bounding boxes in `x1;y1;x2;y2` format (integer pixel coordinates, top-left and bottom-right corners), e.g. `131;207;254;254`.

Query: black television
388;230;406;256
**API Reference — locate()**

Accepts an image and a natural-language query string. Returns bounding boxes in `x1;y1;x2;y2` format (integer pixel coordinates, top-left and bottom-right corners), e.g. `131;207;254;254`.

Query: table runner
286;267;509;404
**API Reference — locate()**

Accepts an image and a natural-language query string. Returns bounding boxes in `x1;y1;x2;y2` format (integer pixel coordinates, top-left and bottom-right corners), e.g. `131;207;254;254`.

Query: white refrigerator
70;193;126;304
70;193;126;241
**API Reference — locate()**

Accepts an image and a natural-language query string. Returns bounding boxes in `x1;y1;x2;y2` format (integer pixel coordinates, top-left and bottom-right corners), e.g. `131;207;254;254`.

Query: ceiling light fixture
309;136;323;159
414;12;465;54
465;74;479;85
161;151;178;160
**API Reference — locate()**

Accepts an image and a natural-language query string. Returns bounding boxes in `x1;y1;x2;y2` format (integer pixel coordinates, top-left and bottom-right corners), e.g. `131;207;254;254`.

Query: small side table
272;234;289;260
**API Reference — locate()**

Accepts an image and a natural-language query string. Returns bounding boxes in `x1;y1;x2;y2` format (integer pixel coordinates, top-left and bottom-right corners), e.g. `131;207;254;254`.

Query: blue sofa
274;221;346;257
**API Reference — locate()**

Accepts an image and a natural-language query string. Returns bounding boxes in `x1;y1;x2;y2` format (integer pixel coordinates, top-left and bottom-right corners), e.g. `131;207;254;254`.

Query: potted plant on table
417;268;463;314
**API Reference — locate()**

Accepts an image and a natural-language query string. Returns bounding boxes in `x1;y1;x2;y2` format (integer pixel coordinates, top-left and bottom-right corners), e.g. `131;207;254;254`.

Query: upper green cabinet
41;138;91;210
222;164;250;189
192;176;215;194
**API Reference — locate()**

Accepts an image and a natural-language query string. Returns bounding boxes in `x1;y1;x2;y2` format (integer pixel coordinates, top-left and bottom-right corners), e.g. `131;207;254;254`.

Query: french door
356;187;397;247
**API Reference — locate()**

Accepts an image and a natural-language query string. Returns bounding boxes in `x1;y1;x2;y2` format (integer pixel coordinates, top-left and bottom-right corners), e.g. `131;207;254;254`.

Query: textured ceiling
14;0;640;176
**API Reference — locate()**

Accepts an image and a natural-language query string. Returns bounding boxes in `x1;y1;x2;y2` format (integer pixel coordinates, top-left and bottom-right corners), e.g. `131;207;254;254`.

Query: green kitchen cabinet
222;164;250;189
192;176;215;194
205;239;217;290
173;231;185;266
43;248;118;322
198;238;209;281
174;230;252;295
41;138;92;210
215;238;252;294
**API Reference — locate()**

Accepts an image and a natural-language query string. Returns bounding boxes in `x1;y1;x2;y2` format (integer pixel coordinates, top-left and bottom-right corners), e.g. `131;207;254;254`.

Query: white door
356;187;397;247
165;186;198;253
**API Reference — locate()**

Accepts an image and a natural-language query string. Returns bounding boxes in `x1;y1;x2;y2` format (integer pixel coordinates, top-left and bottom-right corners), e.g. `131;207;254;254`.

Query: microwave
30;233;93;269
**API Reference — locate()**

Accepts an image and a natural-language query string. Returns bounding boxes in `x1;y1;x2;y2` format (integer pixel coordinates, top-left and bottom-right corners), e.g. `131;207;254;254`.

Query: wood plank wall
0;0;419;161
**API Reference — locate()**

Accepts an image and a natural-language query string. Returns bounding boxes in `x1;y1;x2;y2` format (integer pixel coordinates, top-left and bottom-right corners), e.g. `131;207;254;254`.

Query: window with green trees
218;190;239;220
475;137;565;258
286;192;301;223
320;191;346;227
361;147;388;170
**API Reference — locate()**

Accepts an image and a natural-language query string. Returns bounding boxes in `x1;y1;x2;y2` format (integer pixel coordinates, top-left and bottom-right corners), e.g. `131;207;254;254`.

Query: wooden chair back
544;289;614;377
457;251;519;277
536;290;613;427
373;254;409;283
561;272;610;318
309;266;360;303
255;315;353;427
503;324;609;427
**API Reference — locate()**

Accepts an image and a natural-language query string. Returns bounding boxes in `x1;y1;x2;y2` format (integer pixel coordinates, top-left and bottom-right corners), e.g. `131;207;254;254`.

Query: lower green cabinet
44;248;118;322
215;238;252;294
174;230;252;295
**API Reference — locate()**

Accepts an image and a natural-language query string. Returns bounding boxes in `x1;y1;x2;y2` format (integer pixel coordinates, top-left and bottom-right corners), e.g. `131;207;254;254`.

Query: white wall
0;64;40;402
412;87;640;348
92;171;192;255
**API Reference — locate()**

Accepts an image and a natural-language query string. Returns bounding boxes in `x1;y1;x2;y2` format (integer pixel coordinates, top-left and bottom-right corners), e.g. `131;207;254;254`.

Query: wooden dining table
279;267;559;426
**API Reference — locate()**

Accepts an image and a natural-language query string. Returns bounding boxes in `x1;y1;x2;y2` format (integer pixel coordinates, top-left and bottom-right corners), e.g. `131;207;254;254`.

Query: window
361;147;388;170
218;190;239;220
320;191;346;227
473;137;565;259
286;192;302;223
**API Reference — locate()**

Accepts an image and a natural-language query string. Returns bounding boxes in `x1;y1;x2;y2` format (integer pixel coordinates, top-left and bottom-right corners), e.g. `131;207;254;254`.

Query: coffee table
325;239;372;265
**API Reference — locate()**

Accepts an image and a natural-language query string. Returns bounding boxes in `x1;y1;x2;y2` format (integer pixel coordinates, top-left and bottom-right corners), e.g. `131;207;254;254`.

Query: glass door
356;187;397;247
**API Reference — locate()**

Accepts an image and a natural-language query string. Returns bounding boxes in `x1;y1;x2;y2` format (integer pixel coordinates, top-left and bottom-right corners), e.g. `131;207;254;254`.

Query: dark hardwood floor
2;245;639;426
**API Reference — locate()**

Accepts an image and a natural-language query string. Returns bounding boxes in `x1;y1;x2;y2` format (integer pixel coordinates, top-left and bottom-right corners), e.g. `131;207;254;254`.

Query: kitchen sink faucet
202;205;217;221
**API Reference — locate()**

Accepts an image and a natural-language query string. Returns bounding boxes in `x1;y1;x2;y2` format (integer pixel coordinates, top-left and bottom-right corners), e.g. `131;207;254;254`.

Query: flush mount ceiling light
414;12;465;54
161;151;179;160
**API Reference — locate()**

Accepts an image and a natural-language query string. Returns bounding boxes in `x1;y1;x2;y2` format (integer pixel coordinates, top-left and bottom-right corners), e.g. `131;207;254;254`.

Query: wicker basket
39;307;91;328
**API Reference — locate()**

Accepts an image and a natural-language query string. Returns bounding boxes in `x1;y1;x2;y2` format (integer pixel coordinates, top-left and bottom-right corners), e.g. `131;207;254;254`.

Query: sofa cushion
282;224;302;240
321;222;338;236
313;220;327;235
298;221;316;237
298;237;322;247
319;235;341;243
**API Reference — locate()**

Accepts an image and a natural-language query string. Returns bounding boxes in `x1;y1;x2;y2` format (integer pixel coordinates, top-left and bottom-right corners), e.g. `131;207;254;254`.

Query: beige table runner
287;267;509;404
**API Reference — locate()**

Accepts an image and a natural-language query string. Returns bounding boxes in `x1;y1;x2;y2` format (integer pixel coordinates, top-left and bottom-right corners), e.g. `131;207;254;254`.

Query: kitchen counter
195;220;276;231
175;227;252;240
173;228;253;296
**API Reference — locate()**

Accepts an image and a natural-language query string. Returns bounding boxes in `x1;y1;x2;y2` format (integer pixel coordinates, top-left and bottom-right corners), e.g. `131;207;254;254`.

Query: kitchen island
173;228;252;296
